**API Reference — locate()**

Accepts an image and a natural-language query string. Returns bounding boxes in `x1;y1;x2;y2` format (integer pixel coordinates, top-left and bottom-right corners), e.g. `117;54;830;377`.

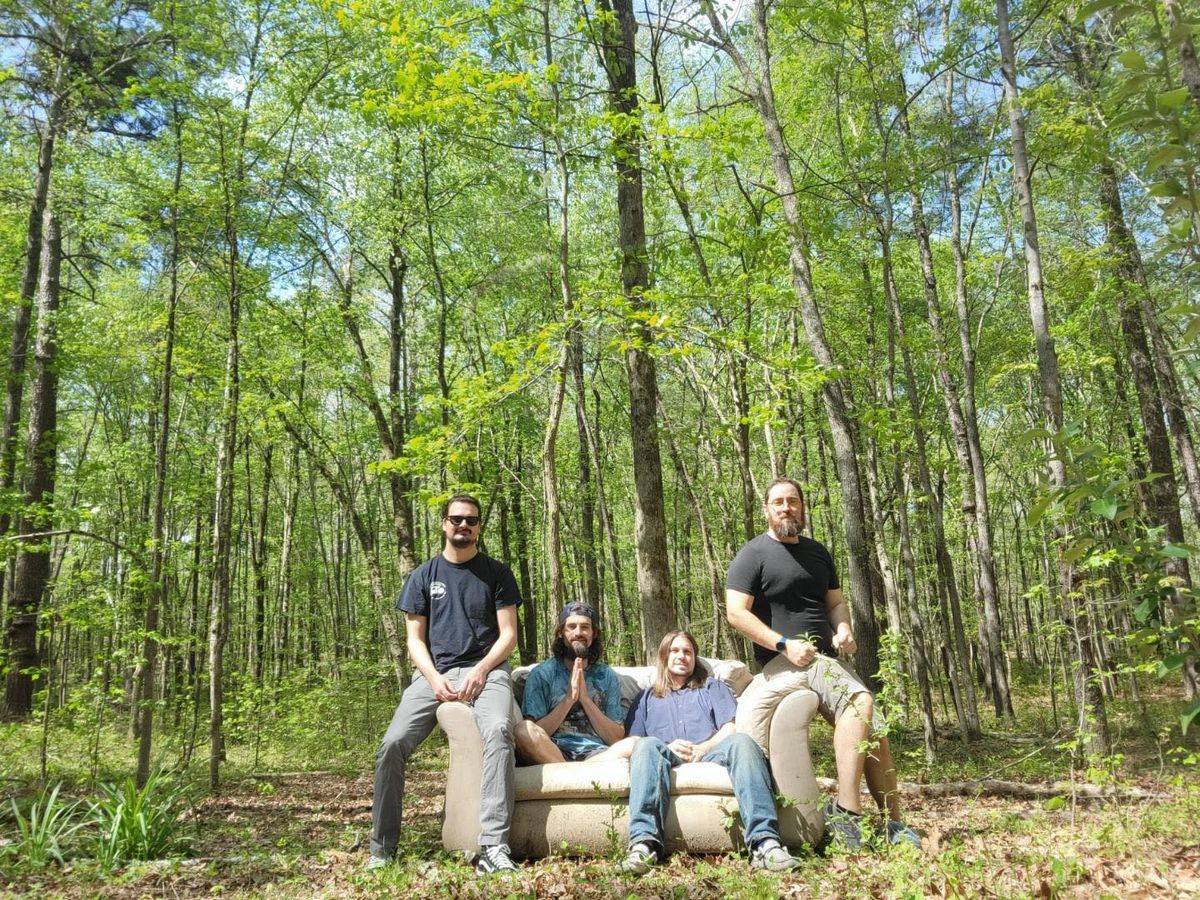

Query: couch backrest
511;657;751;719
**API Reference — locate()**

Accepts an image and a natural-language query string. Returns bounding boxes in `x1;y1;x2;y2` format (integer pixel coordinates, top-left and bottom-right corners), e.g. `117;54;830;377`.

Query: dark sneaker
887;820;921;848
823;799;864;852
365;854;390;871
616;841;660;875
750;837;800;871
475;843;519;876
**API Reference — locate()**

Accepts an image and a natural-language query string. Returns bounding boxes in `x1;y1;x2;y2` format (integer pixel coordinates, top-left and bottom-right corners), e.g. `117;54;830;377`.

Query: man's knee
726;732;759;756
837;691;874;730
514;719;549;755
632;736;669;762
479;717;513;748
376;734;416;768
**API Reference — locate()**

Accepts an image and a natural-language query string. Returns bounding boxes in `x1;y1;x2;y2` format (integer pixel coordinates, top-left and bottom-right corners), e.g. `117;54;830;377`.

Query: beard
570;639;590;659
771;515;800;538
448;531;475;548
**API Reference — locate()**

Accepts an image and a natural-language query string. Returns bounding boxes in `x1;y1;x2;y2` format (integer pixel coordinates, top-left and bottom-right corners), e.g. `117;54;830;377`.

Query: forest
0;0;1198;896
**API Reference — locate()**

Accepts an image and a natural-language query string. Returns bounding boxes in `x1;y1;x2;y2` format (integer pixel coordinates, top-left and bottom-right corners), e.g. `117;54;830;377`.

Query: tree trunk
596;0;676;661
997;0;1108;755
2;207;62;720
0;71;64;612
136;108;183;786
704;0;881;685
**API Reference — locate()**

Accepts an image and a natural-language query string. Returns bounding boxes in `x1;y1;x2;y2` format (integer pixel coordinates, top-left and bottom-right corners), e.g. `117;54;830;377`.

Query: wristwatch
775;636;788;653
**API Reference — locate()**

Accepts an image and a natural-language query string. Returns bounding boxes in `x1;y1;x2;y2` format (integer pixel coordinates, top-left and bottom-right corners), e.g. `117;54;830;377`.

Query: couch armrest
437;701;483;853
767;689;824;848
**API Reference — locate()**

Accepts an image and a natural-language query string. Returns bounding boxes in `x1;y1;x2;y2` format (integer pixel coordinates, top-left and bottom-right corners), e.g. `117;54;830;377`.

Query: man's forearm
534;692;574;738
406;638;442;685
728;604;780;651
580;694;624;745
696;722;736;759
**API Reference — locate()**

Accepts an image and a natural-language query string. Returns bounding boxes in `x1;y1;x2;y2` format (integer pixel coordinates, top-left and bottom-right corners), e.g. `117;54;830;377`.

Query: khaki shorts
735;654;882;753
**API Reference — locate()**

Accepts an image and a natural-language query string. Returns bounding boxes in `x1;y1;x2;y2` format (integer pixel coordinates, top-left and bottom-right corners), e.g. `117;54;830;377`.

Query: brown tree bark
596;0;676;661
136;105;183;786
997;0;1108;755
0;64;65;611
701;0;882;685
2;207;62;720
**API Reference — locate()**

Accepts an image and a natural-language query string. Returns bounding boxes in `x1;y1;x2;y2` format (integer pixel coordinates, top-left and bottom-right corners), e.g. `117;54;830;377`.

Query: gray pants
370;663;514;857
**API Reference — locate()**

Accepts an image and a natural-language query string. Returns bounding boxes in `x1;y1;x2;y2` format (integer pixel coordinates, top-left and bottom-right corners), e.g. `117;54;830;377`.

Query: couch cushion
514;759;735;801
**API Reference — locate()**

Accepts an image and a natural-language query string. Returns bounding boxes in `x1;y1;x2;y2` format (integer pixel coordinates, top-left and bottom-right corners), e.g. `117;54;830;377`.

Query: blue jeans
626;733;779;850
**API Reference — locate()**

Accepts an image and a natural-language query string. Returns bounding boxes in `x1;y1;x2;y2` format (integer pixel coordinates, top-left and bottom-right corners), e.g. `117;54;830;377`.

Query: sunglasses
446;515;480;527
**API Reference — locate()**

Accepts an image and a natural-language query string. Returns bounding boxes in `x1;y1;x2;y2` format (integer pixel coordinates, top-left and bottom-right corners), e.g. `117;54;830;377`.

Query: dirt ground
3;753;1199;898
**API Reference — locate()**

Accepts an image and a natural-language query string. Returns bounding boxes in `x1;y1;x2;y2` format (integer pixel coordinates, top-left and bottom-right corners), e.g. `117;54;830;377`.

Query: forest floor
3;734;1200;899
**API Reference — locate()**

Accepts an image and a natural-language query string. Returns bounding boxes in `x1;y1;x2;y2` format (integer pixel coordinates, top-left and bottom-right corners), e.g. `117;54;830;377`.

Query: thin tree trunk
136;105;183;786
997;0;1108;755
703;0;881;685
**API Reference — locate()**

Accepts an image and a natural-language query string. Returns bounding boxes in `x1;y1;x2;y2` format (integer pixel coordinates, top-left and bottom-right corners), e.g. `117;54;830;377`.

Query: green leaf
1027;494;1052;526
1108;106;1156;130
1147;144;1187;173
1074;0;1121;23
1182;699;1200;736
1158;87;1191;110
1044;795;1067;811
1118;49;1147;70
1158;653;1188;675
1160;544;1194;558
1089;498;1119;520
1148;180;1186;198
1062;538;1096;564
1134;597;1156;623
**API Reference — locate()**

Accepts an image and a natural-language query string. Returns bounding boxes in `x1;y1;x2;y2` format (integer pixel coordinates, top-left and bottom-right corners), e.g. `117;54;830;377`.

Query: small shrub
91;771;189;868
5;783;85;867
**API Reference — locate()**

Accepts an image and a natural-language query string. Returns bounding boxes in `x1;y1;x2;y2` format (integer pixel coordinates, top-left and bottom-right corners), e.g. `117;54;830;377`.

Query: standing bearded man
368;494;522;875
726;477;920;851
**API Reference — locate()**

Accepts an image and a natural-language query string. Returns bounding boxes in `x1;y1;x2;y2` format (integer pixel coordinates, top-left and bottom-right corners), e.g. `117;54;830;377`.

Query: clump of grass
4;783;86;867
91;771;189;869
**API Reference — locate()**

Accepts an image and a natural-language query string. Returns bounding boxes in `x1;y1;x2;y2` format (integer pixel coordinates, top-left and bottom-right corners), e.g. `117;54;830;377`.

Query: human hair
440;493;482;519
652;630;709;698
762;477;804;506
551;620;604;665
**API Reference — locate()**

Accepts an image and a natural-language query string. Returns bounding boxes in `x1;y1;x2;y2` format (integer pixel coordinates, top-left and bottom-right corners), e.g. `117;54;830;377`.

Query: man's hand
784;638;817;668
569;657;585;703
457;663;487;704
668;739;697;762
831;624;856;655
430;673;460;703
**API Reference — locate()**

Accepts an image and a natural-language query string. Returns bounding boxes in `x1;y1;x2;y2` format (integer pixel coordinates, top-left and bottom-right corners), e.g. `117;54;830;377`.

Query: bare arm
405;613;459;701
825;588;857;654
456;604;520;702
578;680;625;746
692;721;735;761
726;588;816;668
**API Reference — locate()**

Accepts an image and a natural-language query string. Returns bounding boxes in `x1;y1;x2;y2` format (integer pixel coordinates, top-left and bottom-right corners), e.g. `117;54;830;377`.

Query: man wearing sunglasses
368;494;523;876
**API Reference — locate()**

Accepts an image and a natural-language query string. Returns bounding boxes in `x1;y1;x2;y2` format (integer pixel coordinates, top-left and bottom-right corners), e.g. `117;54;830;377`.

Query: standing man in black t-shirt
726;477;920;851
367;494;522;875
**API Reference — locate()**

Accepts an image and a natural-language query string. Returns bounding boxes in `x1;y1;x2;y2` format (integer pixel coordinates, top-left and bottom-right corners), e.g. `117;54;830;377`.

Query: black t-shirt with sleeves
397;552;522;673
726;533;841;666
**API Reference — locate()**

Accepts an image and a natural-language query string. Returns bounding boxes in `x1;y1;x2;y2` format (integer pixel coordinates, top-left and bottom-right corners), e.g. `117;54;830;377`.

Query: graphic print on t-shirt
430;581;447;600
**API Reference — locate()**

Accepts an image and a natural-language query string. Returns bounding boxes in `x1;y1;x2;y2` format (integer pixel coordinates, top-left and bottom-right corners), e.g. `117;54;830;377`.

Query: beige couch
437;658;825;858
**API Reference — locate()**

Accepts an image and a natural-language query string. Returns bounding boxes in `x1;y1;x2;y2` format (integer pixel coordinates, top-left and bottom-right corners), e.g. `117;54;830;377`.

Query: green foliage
90;772;190;869
2;783;86;868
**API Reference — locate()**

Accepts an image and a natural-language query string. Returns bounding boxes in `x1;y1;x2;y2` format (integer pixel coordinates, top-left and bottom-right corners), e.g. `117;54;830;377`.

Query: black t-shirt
726;533;841;666
397;552;523;673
